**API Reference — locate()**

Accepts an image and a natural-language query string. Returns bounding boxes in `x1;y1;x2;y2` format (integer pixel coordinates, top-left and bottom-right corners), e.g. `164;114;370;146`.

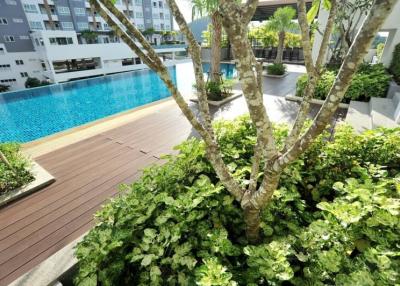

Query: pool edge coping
23;97;176;158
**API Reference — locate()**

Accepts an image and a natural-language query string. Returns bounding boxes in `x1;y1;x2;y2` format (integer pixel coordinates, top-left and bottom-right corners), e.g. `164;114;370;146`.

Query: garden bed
262;71;289;78
285;95;350;109
0;162;55;207
190;90;242;107
0;143;55;207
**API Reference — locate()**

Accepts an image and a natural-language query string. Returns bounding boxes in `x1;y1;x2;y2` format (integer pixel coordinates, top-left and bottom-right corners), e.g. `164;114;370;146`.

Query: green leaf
307;0;320;23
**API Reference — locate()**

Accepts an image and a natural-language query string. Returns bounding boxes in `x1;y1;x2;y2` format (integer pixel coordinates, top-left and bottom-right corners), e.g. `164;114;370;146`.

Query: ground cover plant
89;0;396;244
0;143;34;194
296;63;391;103
75;116;400;285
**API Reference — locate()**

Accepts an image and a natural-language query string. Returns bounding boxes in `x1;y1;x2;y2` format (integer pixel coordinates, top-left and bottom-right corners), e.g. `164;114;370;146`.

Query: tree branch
92;0;245;201
276;0;398;172
283;0;337;152
242;0;259;24
165;0;214;135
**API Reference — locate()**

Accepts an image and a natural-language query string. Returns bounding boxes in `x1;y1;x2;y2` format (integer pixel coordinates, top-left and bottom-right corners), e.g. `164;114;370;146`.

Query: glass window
0;18;8;25
20;72;28;77
74;7;86;16
77;22;89;30
61;22;74;30
15;60;24;65
57;6;71;15
29;21;43;30
135;12;143;18
12;18;23;23
4;35;15;42
23;4;38;13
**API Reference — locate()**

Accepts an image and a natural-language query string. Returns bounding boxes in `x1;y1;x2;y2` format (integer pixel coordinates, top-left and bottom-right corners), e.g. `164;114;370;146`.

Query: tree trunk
275;31;285;64
243;207;261;243
43;0;55;30
90;4;97;31
210;12;222;82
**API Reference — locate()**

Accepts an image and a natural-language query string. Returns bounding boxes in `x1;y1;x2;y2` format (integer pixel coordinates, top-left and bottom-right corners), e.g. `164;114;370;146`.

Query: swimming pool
0;62;236;143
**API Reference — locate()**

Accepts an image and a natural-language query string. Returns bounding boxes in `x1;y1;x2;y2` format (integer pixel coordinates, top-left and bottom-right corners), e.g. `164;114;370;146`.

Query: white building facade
0;0;181;91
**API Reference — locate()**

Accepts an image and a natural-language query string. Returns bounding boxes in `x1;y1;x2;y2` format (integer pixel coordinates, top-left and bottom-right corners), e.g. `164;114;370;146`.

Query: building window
160;23;164;30
0;48;5;54
4;35;15;42
159;1;163;8
0;64;11;71
165;24;170;30
61;22;74;30
15;60;24;65
154;24;160;30
23;4;38;13
19;35;30;40
29;21;43;30
135;57;141;64
20;72;28;77
160;12;163;19
0;79;17;84
135;0;141;5
49;37;74;45
103;23;110;30
57;6;71;15
135;12;143;18
12;18;23;23
77;22;89;30
153;13;159;19
138;24;144;30
5;0;17;5
153;2;157;7
74;7;86;16
146;19;151;23
0;18;8;25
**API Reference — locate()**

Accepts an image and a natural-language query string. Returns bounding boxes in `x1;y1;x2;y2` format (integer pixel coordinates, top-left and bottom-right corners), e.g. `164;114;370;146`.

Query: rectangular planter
262;71;289;78
285;95;350;109
0;162;55;207
190;90;242;107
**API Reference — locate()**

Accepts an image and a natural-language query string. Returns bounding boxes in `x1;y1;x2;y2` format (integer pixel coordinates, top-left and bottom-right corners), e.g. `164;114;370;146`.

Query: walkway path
0;65;345;285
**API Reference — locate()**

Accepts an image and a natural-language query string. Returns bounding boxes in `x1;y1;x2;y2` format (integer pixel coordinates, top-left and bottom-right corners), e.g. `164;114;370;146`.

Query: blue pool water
0;62;236;143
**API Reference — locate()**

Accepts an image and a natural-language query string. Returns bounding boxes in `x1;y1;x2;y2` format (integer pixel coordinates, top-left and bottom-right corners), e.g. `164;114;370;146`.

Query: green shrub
389;43;400;83
266;63;287;75
0;143;34;194
296;63;391;103
25;77;50;88
74;116;400;286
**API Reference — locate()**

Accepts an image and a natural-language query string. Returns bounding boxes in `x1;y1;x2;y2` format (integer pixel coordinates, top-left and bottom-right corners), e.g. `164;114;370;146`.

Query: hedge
296;63;391;103
389;43;400;84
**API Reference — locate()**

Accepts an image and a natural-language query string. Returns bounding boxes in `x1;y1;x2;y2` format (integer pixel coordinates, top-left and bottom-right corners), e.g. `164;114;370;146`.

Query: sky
174;0;193;27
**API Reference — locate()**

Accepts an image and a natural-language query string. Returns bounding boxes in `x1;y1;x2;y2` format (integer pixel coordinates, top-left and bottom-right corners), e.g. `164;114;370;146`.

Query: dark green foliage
0;143;34;194
266;63;287;75
296;63;391;103
75;116;400;285
205;79;234;101
0;84;10;93
389;43;400;84
25;77;50;88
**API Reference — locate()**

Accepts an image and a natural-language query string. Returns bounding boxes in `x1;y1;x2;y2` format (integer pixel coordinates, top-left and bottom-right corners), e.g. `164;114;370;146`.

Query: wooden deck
0;105;193;286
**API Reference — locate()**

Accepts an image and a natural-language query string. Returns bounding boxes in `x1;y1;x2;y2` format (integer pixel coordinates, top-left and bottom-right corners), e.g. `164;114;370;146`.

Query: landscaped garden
75;116;400;285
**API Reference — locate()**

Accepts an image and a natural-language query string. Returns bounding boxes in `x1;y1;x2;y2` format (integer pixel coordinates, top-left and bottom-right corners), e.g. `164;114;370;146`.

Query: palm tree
267;6;297;64
192;0;221;82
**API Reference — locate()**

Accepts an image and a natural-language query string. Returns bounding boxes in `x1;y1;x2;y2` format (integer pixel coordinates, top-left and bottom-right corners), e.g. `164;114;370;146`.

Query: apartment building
0;0;180;91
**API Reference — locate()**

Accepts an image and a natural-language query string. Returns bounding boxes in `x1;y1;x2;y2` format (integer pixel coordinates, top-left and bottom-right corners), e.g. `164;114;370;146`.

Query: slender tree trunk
43;0;55;30
243;207;261;243
210;12;222;82
275;31;285;64
90;4;97;31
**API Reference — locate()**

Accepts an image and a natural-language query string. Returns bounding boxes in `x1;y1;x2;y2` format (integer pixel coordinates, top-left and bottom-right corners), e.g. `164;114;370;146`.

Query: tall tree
192;0;222;82
266;6;297;64
90;0;397;243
